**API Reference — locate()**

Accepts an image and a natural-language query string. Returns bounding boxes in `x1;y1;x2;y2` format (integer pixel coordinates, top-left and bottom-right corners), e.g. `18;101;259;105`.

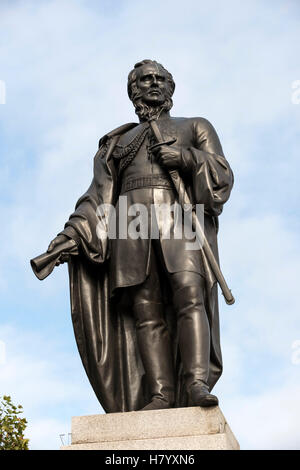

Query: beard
131;94;173;122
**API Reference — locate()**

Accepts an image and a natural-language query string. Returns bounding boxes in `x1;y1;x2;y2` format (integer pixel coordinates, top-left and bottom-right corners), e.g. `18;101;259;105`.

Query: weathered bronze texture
31;60;234;412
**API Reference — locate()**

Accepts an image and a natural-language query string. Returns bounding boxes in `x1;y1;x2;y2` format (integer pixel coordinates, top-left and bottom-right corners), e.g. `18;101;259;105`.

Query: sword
148;118;235;305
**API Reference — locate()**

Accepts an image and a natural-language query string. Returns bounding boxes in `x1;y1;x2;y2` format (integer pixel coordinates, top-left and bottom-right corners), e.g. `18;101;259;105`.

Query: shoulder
171;116;217;133
98;122;139;148
188;117;217;133
186;117;223;154
116;123;148;146
187;118;221;146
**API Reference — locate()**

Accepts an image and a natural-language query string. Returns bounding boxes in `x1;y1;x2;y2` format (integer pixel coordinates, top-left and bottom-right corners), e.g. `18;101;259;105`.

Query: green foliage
0;395;29;450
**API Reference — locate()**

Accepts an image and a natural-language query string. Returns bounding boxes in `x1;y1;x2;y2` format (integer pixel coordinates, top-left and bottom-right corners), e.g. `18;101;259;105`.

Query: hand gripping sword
148;118;235;305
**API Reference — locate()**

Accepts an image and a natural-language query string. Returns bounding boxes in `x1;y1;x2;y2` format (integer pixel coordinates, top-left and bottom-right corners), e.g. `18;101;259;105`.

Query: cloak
57;120;234;413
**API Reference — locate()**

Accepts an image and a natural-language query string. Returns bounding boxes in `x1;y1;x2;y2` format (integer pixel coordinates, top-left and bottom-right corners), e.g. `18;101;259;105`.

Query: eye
157;75;165;82
140;75;152;82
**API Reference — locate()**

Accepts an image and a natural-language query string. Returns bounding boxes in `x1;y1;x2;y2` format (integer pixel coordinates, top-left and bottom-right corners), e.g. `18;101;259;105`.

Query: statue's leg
128;249;175;411
170;271;219;407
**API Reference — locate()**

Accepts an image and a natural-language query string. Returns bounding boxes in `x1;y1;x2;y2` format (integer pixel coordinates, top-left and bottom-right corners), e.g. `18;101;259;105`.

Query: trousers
127;239;210;405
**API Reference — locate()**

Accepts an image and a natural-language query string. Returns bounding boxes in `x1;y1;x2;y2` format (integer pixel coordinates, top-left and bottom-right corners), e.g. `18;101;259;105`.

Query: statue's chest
113;120;194;177
155;120;179;143
117;120;192;149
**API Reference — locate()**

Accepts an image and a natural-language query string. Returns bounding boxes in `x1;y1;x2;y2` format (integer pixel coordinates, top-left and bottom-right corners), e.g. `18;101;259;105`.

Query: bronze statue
31;60;234;412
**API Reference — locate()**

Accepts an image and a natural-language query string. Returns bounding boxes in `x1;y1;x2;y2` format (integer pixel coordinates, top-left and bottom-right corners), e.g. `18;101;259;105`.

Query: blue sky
0;0;300;449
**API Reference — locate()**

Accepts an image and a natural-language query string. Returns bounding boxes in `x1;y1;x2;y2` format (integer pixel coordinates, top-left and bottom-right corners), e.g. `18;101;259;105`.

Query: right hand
47;234;77;266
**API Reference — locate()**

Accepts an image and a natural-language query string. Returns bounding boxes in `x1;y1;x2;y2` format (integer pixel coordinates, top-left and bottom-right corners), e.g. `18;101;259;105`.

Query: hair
127;60;175;121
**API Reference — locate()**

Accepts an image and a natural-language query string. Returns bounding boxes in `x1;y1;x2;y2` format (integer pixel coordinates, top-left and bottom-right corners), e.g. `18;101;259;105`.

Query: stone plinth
61;406;239;450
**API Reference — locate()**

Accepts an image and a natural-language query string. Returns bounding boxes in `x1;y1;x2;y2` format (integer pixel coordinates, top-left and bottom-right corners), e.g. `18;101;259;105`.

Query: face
136;63;169;105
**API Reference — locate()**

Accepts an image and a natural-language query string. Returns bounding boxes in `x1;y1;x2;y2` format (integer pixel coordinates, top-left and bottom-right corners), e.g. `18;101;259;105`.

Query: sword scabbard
149;119;235;305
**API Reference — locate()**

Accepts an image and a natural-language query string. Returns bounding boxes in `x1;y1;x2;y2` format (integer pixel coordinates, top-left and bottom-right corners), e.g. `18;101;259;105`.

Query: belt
120;174;173;194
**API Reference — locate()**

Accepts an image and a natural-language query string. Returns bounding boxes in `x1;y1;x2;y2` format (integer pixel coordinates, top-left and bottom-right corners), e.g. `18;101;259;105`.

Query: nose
151;76;158;87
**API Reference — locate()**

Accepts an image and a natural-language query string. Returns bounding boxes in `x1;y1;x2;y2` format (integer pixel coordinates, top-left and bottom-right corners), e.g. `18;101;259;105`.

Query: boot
189;383;218;407
133;301;175;411
173;285;218;407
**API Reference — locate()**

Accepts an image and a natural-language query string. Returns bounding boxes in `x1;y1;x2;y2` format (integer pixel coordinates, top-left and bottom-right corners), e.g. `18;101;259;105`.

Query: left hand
152;144;182;170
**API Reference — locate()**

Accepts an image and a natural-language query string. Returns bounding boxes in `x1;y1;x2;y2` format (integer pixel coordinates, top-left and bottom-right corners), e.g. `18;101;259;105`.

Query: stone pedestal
61;406;239;450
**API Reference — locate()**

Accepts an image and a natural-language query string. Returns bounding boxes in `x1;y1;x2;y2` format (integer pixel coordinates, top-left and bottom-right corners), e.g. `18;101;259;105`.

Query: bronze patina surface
31;60;234;412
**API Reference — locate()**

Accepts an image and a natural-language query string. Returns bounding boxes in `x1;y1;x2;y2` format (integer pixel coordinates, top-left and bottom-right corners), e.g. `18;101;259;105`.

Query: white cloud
220;212;300;357
0;324;101;450
223;378;300;450
27;418;70;450
1;0;299;272
1;0;300;450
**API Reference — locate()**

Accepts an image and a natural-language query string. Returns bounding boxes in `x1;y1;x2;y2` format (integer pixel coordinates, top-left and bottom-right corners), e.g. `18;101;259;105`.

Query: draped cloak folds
59;118;234;413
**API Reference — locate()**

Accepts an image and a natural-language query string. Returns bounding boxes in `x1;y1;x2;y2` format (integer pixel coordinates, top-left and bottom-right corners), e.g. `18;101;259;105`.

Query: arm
186;118;234;216
151;118;233;216
48;142;113;265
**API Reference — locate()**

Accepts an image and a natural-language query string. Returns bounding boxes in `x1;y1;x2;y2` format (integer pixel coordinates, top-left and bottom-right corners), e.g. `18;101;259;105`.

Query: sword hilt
148;138;177;152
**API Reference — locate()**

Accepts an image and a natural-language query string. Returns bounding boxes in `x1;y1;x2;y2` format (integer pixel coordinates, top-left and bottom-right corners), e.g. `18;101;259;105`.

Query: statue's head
127;60;175;121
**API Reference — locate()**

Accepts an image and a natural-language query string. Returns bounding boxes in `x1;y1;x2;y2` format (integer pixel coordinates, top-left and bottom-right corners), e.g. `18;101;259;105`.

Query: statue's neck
139;110;170;123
